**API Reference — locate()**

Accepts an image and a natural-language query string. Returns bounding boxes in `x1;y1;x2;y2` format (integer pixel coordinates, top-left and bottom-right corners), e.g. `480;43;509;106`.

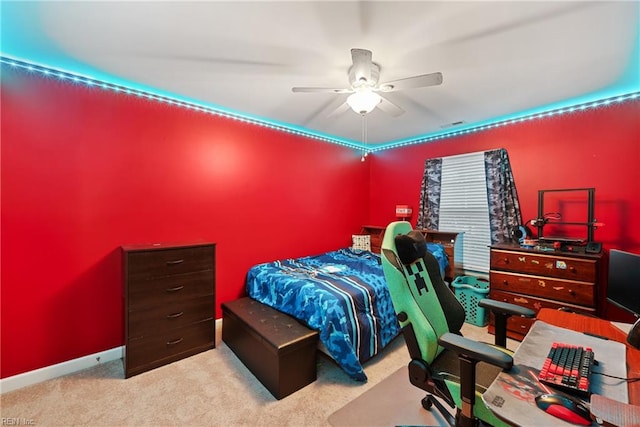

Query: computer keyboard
538;342;595;397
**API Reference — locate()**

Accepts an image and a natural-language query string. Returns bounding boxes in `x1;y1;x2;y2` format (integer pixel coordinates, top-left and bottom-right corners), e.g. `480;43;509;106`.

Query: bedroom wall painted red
1;68;370;378
2;66;638;379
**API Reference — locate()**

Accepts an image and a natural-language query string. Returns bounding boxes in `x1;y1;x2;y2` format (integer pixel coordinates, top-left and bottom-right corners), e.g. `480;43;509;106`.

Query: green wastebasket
452;276;490;326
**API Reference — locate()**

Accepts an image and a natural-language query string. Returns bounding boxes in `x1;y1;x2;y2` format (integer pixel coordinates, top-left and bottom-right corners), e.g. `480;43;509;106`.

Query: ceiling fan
292;48;443;117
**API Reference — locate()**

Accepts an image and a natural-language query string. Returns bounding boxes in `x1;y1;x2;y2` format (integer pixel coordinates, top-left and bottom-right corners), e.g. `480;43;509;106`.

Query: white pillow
351;234;371;251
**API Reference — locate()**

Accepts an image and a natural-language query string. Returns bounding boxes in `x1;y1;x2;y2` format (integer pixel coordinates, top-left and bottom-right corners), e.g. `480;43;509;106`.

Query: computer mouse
535;393;591;425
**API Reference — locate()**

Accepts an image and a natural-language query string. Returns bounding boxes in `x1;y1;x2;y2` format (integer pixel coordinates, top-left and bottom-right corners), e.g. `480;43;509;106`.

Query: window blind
438;152;491;273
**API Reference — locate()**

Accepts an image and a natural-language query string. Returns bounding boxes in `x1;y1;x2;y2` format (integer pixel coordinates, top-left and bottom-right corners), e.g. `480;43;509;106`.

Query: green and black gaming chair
381;221;535;427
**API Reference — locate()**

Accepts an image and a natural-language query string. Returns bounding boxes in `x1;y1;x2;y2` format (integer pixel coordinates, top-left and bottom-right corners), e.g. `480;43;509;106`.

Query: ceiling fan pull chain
361;114;368;162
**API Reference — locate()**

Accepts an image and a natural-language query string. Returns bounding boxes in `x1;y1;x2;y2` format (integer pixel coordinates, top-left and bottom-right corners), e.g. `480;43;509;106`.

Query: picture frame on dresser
122;242;216;378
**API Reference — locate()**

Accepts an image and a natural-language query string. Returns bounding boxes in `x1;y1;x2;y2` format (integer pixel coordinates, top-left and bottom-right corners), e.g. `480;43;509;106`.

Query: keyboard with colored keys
538;342;595;397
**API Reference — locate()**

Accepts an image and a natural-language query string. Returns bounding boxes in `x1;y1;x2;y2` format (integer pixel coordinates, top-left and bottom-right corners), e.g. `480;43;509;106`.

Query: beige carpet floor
328;365;455;427
1;322;512;426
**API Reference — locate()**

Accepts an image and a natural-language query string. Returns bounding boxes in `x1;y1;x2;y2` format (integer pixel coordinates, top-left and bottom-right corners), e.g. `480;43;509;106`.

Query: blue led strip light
371;91;640;153
0;56;365;150
2;55;638;154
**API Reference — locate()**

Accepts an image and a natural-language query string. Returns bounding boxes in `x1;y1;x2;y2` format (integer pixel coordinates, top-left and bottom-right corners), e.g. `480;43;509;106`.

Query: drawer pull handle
167;338;183;346
167;312;184;319
166;285;184;292
503;258;510;264
166;259;185;265
514;297;529;304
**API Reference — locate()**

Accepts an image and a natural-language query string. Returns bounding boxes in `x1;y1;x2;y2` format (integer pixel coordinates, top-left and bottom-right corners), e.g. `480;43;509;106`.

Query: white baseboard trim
0;346;124;394
1;318;224;394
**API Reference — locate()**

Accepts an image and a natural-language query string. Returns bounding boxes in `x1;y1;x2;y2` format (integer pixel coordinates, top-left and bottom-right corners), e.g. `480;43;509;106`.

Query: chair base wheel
421;396;433;410
421;394;457;426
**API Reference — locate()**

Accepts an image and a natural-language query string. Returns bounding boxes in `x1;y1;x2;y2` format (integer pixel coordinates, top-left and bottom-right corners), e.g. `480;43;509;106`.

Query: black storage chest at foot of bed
221;297;319;399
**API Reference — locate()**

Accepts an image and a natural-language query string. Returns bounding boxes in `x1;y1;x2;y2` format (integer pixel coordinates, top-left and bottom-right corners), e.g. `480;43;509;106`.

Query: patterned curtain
416;158;443;230
416;149;522;244
484;148;523;244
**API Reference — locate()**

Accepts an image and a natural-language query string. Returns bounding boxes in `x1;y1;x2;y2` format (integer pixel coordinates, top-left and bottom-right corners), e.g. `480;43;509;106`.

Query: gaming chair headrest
382;221;413;268
395;230;427;265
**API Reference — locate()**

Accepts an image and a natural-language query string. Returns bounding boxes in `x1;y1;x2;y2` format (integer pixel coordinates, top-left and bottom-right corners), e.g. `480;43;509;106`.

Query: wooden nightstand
359;225;386;253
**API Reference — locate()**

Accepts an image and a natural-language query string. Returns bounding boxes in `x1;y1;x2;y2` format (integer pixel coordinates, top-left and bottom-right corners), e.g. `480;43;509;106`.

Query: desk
482;309;640;426
537;308;640;405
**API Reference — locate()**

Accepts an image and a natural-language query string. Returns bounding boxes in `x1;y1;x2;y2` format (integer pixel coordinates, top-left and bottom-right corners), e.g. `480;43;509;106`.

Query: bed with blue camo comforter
245;245;448;381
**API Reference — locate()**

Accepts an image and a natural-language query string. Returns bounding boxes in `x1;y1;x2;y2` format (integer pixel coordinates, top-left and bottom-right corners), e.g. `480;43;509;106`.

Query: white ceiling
1;1;638;146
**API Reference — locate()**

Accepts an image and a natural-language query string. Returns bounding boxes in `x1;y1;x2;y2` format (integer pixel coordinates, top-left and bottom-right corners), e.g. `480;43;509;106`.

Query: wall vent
440;120;465;129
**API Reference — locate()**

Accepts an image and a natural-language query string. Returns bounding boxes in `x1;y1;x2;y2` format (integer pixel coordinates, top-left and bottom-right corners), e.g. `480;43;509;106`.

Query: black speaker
510;225;531;243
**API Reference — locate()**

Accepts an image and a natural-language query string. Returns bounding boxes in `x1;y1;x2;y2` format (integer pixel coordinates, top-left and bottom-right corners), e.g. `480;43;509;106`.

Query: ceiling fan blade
351;48;373;83
327;101;351;118
377;95;405;117
292;87;352;94
378;72;443;92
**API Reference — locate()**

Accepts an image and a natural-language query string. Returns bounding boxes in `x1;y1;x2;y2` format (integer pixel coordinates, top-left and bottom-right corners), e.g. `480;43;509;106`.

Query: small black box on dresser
122;242;216;378
222;297;318;399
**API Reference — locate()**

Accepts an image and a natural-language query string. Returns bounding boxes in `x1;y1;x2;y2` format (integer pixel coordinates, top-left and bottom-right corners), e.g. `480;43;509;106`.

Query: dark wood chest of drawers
122;242;215;378
489;244;602;341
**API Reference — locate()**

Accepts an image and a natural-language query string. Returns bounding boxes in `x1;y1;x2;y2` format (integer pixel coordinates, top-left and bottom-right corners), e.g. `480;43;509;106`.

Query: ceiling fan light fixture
347;90;381;115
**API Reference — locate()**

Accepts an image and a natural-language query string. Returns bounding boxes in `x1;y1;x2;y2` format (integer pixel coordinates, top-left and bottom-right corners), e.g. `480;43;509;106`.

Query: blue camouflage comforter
245;246;448;381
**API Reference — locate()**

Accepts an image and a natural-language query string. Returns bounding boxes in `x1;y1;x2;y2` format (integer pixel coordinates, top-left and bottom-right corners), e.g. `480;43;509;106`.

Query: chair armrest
478;298;535;348
478;299;535;318
438;332;513;370
438;333;514;425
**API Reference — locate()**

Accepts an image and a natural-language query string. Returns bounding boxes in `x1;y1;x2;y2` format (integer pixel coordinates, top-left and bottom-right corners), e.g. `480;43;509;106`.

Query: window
417;149;521;275
439;152;491;273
